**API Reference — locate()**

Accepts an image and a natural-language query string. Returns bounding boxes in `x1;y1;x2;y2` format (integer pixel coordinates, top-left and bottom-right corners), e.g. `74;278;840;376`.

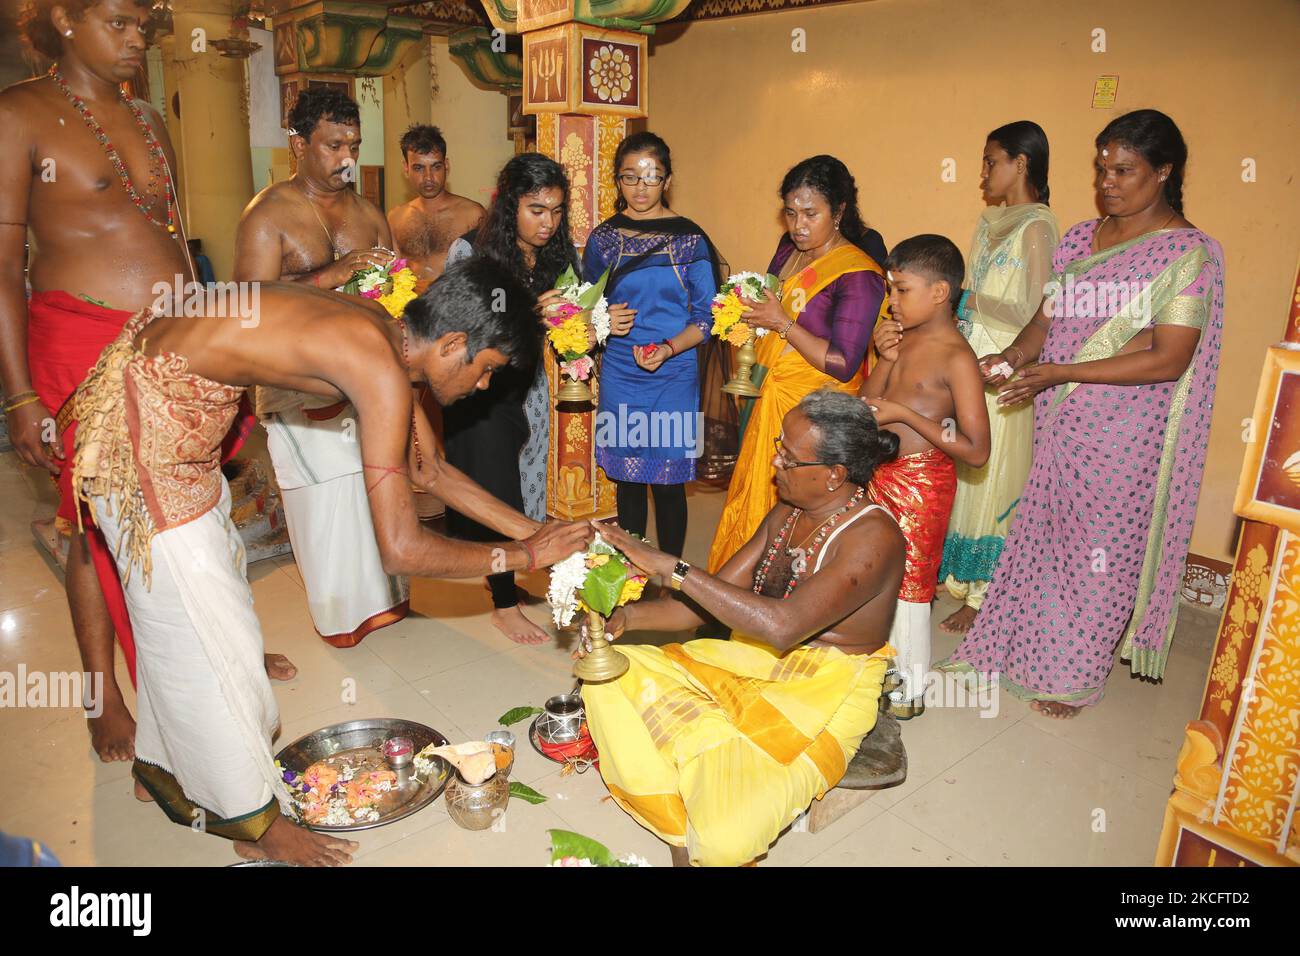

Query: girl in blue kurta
583;132;721;557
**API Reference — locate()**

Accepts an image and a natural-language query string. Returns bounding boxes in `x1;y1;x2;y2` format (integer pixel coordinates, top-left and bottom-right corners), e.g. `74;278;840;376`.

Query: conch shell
423;741;497;785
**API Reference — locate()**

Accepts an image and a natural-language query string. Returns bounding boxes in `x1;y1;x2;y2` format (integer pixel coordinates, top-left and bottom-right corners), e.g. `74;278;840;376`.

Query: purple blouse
769;236;886;382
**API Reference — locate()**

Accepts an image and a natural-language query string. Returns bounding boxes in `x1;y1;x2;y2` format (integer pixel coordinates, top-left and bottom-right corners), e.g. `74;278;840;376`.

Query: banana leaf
548;829;620;866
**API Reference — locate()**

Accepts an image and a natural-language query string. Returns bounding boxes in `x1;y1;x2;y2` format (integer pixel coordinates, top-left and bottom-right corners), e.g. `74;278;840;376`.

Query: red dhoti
27;290;140;684
867;448;958;705
867;448;958;603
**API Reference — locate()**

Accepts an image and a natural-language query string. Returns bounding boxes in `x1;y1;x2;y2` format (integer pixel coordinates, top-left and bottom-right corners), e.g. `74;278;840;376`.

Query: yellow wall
648;0;1300;561
383;36;516;213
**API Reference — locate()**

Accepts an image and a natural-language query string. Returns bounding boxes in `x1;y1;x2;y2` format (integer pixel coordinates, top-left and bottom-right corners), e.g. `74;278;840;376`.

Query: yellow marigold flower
726;322;753;347
378;286;419;318
547;316;590;356
710;293;745;338
618;574;647;606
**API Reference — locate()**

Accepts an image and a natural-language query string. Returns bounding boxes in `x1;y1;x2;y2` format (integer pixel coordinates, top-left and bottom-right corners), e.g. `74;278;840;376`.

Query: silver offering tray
274;717;450;832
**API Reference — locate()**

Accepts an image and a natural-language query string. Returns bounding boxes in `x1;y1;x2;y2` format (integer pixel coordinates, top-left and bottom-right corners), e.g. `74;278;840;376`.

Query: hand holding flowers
711;271;781;346
545;265;612;383
343;257;420;319
546;531;648;629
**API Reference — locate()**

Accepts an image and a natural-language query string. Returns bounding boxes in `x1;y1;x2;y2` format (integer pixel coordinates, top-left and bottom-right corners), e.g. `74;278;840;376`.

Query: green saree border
1047;243;1209;416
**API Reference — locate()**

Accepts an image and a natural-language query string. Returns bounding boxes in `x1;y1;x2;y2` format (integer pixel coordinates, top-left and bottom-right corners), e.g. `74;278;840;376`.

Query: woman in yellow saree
707;156;888;572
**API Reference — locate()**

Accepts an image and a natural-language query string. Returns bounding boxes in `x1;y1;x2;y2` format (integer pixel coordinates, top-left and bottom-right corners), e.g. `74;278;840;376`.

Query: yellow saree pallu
583;636;891;866
707;245;882;572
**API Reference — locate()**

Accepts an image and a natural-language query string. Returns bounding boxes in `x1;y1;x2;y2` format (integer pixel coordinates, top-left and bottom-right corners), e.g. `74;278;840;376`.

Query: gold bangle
3;392;41;414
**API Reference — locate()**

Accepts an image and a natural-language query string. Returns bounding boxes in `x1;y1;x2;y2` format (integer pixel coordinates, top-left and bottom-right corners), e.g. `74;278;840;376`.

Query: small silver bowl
536;694;585;744
382;736;414;770
484;730;516;778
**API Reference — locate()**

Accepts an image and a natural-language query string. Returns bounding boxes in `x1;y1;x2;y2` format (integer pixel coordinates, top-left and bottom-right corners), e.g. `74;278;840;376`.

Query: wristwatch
670;560;692;591
778;318;795;340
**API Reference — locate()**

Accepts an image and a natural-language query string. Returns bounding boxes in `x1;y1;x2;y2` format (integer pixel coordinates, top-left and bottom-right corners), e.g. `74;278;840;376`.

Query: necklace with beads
752;485;865;599
49;66;178;239
397;318;424;470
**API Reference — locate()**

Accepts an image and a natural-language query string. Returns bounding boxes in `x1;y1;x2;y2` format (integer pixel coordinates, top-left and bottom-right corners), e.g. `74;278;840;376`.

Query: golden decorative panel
1217;530;1300;851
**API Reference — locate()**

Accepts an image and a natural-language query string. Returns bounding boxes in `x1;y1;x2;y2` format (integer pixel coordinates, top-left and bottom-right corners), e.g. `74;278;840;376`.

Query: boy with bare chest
859;234;990;717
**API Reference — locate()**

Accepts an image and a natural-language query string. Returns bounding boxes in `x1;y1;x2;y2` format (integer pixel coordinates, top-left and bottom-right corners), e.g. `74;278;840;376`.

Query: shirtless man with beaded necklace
0;0;293;767
574;390;906;866
585;393;905;657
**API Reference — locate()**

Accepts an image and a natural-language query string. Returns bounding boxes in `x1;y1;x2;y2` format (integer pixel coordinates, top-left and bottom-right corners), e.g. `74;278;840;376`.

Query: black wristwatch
670;560;692;591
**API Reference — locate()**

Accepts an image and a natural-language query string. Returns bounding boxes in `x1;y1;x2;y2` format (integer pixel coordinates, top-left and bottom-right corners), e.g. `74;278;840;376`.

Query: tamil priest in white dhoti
73;311;292;840
67;262;590;861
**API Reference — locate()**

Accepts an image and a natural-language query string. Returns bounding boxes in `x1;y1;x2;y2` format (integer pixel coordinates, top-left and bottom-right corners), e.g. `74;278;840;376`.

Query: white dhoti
886;600;932;708
93;480;291;839
262;399;409;647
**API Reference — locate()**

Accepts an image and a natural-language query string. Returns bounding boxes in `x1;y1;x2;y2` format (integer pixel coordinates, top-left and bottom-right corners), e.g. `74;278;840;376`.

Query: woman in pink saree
938;110;1224;717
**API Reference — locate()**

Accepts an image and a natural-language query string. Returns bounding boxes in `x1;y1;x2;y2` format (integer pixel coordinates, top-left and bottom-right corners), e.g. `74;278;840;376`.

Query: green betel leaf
580;556;628;618
509;781;548;805
342;274;362;296
555;264;580;290
763;272;782;293
577;267;611;309
498;705;544;726
548;829;619;866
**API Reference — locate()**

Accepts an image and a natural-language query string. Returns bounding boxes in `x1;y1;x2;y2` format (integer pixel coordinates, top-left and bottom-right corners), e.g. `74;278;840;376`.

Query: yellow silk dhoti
583;636;891;866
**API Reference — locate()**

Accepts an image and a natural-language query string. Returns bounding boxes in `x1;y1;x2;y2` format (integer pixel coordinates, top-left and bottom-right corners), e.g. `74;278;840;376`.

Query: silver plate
274;717;450;832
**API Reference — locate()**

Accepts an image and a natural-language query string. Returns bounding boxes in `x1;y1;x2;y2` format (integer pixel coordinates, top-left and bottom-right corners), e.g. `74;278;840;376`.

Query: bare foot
491;604;550;645
89;694;136;762
264;653;297;681
1031;699;1082;719
939;604;979;635
133;779;154;802
233;815;358;866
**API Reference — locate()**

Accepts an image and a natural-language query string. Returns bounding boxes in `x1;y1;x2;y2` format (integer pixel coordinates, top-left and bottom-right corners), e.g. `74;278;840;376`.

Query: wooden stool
807;709;907;833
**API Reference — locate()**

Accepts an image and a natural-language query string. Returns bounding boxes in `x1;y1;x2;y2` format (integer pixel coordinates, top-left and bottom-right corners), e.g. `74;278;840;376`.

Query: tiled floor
0;449;1219;866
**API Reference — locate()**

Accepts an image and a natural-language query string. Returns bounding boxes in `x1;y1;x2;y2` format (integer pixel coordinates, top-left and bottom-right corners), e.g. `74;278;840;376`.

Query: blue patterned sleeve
582;226;613;283
684;250;717;336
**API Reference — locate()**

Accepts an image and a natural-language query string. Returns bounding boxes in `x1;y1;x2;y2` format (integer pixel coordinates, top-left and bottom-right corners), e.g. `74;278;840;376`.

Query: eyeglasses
617;173;665;187
773;436;828;470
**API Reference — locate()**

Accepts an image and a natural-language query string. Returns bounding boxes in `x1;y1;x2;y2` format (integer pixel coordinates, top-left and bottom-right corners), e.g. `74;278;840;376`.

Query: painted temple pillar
1155;258;1300;868
267;0;425;190
168;0;257;280
465;0;689;520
